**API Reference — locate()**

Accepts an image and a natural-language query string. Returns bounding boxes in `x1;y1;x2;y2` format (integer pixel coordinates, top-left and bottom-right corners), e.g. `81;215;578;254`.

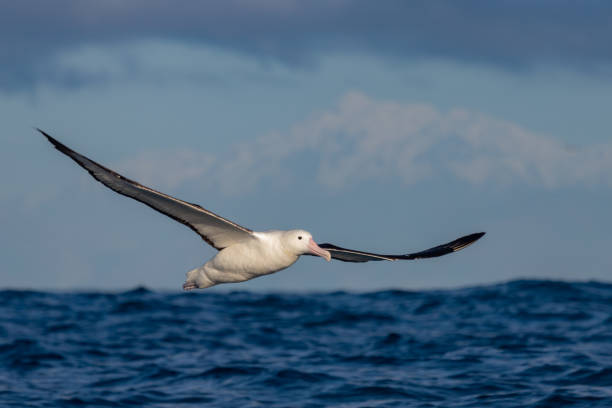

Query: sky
2;1;612;291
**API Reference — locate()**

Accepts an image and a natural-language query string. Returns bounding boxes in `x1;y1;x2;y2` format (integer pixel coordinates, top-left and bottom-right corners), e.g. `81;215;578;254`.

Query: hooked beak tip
309;238;332;262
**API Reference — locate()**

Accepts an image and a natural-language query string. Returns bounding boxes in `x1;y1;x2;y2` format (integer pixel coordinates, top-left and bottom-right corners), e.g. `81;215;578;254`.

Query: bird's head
284;229;331;261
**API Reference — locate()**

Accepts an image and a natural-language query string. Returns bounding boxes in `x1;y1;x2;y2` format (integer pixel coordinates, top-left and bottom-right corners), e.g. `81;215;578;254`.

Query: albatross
39;129;485;290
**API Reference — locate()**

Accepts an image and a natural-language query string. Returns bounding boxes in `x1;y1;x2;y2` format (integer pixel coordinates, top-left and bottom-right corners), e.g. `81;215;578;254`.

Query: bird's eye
298;236;302;240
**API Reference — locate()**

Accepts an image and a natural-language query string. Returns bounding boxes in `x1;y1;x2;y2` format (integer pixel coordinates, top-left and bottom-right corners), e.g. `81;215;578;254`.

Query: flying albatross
39;129;485;290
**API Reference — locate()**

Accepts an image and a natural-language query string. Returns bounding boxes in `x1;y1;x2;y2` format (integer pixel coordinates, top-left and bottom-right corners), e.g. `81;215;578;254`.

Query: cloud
114;149;216;190
2;1;612;90
114;92;612;195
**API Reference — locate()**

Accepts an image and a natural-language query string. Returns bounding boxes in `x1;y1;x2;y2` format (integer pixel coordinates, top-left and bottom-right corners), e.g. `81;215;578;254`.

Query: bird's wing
318;232;485;263
40;129;253;250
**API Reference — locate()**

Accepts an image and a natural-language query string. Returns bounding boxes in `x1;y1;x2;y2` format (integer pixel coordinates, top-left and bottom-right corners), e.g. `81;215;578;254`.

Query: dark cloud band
2;0;611;91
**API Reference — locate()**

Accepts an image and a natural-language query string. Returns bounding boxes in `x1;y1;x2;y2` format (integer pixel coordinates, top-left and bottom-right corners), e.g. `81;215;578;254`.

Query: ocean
1;280;611;407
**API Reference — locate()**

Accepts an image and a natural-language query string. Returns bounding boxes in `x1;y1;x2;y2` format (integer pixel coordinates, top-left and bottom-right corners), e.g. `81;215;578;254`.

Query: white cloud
112;92;612;195
114;149;215;190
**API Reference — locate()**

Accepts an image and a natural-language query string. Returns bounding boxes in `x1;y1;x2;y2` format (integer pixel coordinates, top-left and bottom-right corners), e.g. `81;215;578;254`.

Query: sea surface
1;280;611;407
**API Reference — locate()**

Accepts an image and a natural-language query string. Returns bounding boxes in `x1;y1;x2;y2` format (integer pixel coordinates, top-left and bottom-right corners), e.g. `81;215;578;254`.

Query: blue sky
2;1;612;291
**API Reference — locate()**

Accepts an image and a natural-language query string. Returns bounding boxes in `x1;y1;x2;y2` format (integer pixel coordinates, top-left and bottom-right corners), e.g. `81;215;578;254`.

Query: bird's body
185;230;303;289
40;129;485;290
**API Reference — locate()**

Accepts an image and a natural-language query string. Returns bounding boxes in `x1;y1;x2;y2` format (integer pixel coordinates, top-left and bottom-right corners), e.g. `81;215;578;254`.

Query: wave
1;279;610;407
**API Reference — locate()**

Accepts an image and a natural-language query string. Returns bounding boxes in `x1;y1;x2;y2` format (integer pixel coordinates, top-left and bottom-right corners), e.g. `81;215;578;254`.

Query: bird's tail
183;266;215;290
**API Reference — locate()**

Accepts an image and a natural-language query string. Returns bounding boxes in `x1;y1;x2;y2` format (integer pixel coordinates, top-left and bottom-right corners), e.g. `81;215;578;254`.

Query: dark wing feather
319;232;485;263
40;129;253;250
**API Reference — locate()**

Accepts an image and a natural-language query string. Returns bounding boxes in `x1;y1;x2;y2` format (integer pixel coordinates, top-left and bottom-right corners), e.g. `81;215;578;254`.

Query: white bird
40;129;485;290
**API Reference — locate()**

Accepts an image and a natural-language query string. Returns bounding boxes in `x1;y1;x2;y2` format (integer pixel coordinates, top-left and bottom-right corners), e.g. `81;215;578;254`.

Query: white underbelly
204;241;298;284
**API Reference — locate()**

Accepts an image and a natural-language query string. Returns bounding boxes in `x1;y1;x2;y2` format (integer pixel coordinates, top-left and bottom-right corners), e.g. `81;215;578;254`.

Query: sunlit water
1;280;611;407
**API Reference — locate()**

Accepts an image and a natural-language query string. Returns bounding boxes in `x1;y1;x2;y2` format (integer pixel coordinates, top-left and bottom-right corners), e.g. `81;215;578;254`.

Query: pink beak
308;238;331;262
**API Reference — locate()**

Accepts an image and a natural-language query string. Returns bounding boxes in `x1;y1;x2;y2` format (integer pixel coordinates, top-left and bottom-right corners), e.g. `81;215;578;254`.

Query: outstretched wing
40;129;253;250
318;232;485;263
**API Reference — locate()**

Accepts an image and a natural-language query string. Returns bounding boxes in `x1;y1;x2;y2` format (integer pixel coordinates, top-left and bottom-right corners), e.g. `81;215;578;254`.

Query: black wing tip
36;127;53;141
471;231;486;240
37;128;70;153
451;231;486;252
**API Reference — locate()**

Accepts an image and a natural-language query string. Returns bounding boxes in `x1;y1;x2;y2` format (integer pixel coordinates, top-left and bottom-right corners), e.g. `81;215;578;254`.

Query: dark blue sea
1;280;611;407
